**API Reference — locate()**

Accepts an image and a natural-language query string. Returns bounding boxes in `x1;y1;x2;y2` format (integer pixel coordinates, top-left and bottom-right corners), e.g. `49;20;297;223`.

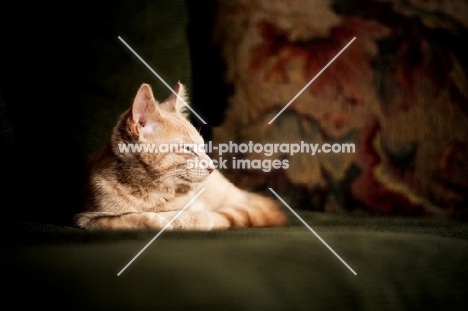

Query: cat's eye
184;145;193;152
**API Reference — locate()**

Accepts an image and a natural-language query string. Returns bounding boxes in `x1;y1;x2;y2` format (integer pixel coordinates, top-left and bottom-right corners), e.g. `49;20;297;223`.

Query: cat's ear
131;84;160;133
160;81;190;118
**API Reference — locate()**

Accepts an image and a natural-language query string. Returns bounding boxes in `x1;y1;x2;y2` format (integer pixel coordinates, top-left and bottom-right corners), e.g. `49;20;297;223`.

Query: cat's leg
200;171;288;228
215;192;287;228
74;211;230;230
152;210;231;230
74;211;172;230
155;195;287;230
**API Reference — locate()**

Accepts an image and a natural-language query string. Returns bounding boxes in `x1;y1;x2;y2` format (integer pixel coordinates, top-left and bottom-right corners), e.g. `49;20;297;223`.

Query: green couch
2;213;468;310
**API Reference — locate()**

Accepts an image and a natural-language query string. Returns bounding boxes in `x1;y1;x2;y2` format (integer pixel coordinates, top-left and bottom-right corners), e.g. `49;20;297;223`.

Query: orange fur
74;83;287;230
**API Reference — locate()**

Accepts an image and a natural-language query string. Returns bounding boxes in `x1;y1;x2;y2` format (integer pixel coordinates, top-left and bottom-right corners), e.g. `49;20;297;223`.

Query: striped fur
74;83;286;230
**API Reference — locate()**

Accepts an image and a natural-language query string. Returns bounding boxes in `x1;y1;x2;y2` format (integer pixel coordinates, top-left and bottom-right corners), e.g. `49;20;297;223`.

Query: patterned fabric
209;0;468;218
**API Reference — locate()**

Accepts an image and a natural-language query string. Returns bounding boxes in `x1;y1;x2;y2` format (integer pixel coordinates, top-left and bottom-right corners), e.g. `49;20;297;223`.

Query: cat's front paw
145;212;174;230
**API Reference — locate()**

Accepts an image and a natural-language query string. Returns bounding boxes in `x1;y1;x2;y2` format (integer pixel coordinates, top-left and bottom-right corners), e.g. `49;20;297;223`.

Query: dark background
1;0;467;225
0;0;222;225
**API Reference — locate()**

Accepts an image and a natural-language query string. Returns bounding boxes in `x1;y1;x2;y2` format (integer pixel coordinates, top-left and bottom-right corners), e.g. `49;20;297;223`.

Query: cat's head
111;83;215;189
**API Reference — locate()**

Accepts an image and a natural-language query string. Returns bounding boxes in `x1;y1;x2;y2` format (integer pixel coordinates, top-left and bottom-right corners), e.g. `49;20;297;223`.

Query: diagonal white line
268;37;356;124
117;188;207;276
118;36;207;125
268;188;357;275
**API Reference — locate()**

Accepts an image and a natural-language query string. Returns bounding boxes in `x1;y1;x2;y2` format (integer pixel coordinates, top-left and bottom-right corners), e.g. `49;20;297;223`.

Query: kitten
74;83;287;230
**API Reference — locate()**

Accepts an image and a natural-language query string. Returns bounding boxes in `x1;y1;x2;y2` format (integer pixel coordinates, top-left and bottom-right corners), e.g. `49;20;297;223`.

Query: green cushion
3;212;468;310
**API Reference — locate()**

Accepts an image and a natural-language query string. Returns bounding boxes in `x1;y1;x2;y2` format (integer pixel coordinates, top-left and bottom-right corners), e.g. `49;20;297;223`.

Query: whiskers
149;165;209;188
150;169;185;186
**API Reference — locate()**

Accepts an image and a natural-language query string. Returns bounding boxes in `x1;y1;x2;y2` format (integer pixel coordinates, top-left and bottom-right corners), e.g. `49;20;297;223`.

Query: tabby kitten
74;83;287;230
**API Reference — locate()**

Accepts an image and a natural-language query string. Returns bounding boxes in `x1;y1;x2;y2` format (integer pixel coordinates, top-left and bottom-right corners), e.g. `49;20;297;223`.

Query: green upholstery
3;212;468;310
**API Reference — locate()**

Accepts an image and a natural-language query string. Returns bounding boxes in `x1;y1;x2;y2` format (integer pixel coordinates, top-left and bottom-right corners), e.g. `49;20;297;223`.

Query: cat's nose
204;158;215;174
